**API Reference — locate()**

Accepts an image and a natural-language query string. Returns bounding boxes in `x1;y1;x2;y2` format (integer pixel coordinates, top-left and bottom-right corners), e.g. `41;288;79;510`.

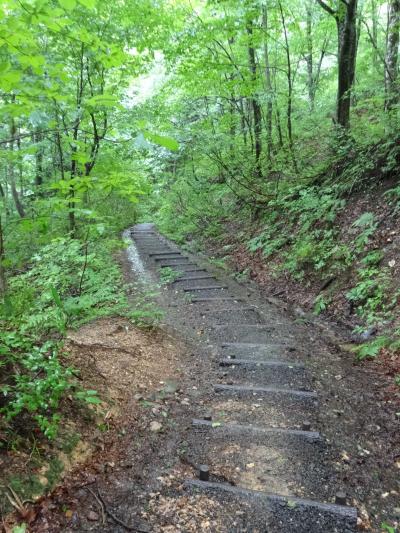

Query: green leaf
12;524;27;533
1;71;22;91
51;287;63;310
85;396;101;404
86;94;120;107
77;0;96;8
381;523;396;533
353;212;375;228
143;131;179;151
59;0;76;10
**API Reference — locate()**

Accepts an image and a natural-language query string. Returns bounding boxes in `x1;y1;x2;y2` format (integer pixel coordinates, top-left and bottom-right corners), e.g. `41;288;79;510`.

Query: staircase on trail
129;224;358;533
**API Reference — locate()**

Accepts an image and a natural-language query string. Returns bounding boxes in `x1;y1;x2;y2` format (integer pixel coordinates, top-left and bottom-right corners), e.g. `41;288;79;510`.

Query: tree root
86;485;150;532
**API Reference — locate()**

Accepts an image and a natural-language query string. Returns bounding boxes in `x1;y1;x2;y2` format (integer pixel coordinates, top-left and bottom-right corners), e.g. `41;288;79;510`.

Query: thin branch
315;0;336;16
362;18;394;82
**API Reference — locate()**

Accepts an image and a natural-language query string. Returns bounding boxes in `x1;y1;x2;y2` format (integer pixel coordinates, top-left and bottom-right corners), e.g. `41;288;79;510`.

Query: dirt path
27;224;399;532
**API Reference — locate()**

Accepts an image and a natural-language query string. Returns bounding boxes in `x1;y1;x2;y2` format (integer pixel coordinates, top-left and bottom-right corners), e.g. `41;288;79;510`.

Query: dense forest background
0;0;399;457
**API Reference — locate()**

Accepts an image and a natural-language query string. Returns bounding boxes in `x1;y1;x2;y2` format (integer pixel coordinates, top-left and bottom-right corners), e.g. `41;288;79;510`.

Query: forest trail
128;224;358;533
28;224;398;532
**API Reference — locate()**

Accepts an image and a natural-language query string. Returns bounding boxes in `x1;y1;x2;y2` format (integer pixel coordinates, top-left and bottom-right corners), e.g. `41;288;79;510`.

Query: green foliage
0;234;128;439
159;267;182;284
313;294;331;315
384;184;400;213
353;336;391;360
12;525;27;533
0;0;174;448
245;185;351;282
352;213;378;251
381;522;397;533
143;132;179;151
6;236;128;335
233;268;250;282
346;252;392;326
0;0;399;498
0;333;100;439
126;281;164;328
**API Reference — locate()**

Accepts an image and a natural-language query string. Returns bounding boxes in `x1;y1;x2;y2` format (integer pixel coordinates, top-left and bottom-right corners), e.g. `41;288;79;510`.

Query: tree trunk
0;214;6;297
306;2;328;111
246;19;262;180
262;3;273;162
275;105;284;148
317;0;358;128
34;130;44;191
385;0;400;110
9;115;26;218
306;3;315;110
229;95;236;160
278;2;294;147
336;1;358;128
239;97;248;147
371;0;379;70
278;0;298;172
69;42;85;237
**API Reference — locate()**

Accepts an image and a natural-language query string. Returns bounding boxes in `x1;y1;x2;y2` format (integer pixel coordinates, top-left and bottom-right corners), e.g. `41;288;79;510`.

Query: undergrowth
251;189;399;359
0;234;129;442
154;158;400;363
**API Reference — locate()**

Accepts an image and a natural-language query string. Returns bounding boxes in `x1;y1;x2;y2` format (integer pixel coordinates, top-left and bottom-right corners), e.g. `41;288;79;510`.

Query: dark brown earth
2;224;399;533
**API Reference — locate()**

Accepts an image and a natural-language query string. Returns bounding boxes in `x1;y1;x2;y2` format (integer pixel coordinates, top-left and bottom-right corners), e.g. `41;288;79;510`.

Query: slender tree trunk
385;0;400;110
229;95;236;160
0;214;6;297
34;130;44;192
9;115;26;218
262;3;273;162
317;0;358;128
336;1;358;127
371;0;379;70
246;18;262;180
16;132;24;197
275;99;284;149
244;98;255;152
240;97;248;147
278;0;298;172
306;3;315;111
278;2;293;147
305;3;328;111
69;43;85;237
